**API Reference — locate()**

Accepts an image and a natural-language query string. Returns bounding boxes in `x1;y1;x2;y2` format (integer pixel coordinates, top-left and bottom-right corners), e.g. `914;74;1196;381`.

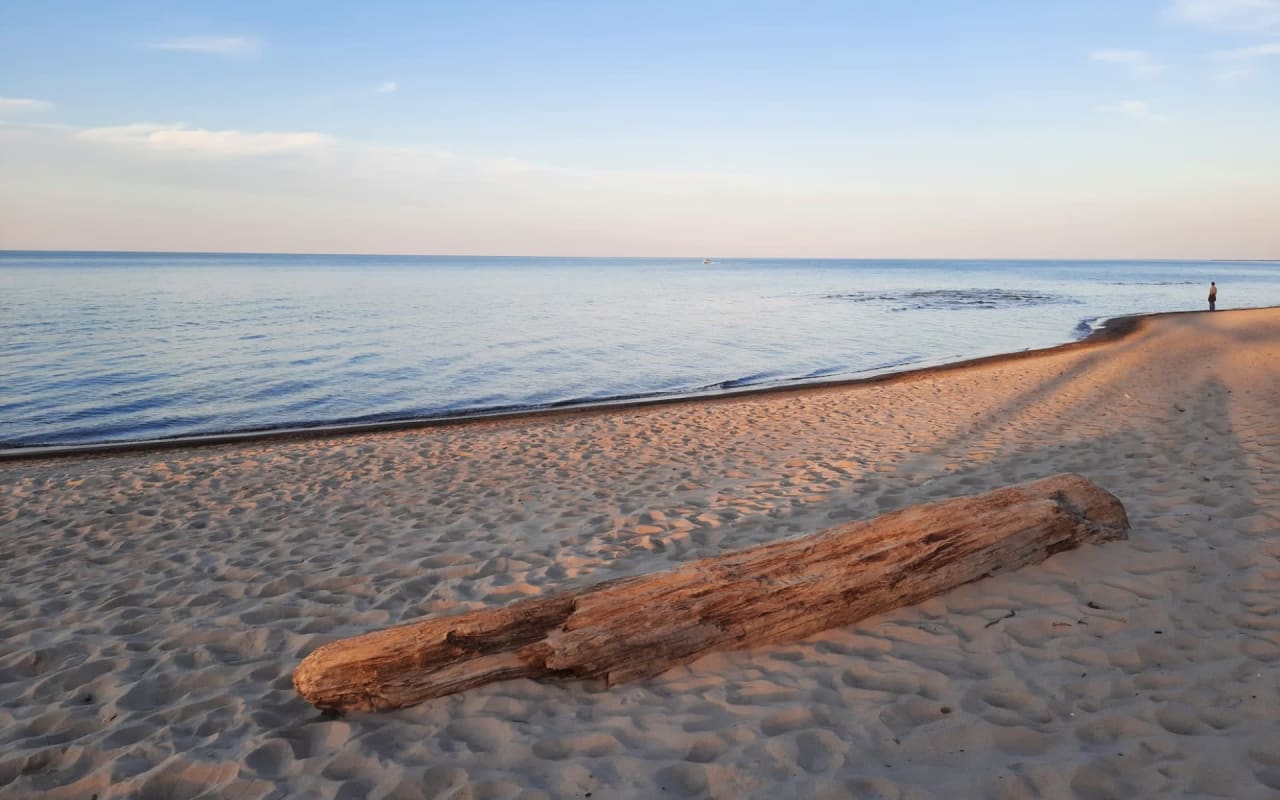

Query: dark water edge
0;310;1154;462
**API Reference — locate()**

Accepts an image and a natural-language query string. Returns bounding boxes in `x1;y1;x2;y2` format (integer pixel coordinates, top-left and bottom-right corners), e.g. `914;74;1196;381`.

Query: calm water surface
3;252;1278;448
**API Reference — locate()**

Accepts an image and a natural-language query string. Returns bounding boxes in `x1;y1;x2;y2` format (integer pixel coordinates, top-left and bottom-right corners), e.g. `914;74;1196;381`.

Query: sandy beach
1;307;1277;799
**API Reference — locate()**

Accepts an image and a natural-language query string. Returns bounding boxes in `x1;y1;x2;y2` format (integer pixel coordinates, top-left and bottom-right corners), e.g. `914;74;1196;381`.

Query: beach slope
1;308;1277;799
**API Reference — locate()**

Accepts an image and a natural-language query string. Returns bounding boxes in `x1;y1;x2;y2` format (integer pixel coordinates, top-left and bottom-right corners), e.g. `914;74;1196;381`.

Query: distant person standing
1208;281;1217;311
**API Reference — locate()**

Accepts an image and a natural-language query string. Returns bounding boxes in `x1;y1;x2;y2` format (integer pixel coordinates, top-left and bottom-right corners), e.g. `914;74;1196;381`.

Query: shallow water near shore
3;252;1278;447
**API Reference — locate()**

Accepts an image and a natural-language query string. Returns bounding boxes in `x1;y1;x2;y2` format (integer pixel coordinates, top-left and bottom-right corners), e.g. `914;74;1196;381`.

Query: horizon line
2;248;1276;263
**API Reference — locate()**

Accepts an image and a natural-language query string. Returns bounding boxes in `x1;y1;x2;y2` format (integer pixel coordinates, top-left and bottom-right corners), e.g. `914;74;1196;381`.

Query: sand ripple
2;308;1278;798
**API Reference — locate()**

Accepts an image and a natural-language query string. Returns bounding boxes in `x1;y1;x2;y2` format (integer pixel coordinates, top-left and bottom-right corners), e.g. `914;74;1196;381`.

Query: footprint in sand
244;739;295;778
787;729;847;773
445;717;514;754
760;706;828;737
682;735;728;763
539;731;621;760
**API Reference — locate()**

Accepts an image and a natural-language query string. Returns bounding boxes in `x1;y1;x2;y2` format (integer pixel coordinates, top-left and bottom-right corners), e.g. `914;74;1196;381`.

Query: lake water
2;252;1277;449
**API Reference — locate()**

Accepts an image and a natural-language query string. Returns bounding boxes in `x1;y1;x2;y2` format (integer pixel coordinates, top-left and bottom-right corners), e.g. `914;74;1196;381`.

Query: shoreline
0;308;1166;462
3;306;1277;798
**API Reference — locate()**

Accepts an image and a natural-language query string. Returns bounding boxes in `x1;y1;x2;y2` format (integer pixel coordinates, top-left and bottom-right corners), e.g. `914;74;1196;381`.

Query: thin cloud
1166;0;1280;33
476;156;547;176
1089;49;1168;75
1214;41;1280;57
0;97;53;112
150;35;261;57
375;81;398;94
1209;40;1280;79
77;123;333;157
1097;100;1168;122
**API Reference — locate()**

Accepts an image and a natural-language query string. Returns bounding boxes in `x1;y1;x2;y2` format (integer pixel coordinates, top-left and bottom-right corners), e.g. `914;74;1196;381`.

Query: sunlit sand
2;307;1277;798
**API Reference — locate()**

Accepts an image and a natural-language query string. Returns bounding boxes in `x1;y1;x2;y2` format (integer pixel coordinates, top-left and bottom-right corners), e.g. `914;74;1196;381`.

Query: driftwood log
295;472;1128;711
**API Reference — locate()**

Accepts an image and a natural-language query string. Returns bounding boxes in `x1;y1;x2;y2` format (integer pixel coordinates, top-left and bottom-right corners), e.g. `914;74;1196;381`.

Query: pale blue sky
2;0;1277;257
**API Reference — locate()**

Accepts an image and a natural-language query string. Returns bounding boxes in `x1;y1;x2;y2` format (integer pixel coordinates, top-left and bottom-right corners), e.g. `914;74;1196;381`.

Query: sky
1;0;1278;258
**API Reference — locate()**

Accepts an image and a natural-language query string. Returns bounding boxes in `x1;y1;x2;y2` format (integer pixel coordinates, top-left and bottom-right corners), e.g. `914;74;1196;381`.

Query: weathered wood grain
294;472;1128;711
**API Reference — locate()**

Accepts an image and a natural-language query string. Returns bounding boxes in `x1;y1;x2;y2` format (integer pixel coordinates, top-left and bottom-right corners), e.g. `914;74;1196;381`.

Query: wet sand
2;307;1277;799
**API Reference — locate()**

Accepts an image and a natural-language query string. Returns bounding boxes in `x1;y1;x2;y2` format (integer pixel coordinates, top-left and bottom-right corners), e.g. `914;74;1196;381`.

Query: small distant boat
702;258;713;264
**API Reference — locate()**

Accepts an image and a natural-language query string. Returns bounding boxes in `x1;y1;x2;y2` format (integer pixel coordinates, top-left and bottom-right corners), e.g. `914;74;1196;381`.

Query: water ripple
3;253;1278;447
